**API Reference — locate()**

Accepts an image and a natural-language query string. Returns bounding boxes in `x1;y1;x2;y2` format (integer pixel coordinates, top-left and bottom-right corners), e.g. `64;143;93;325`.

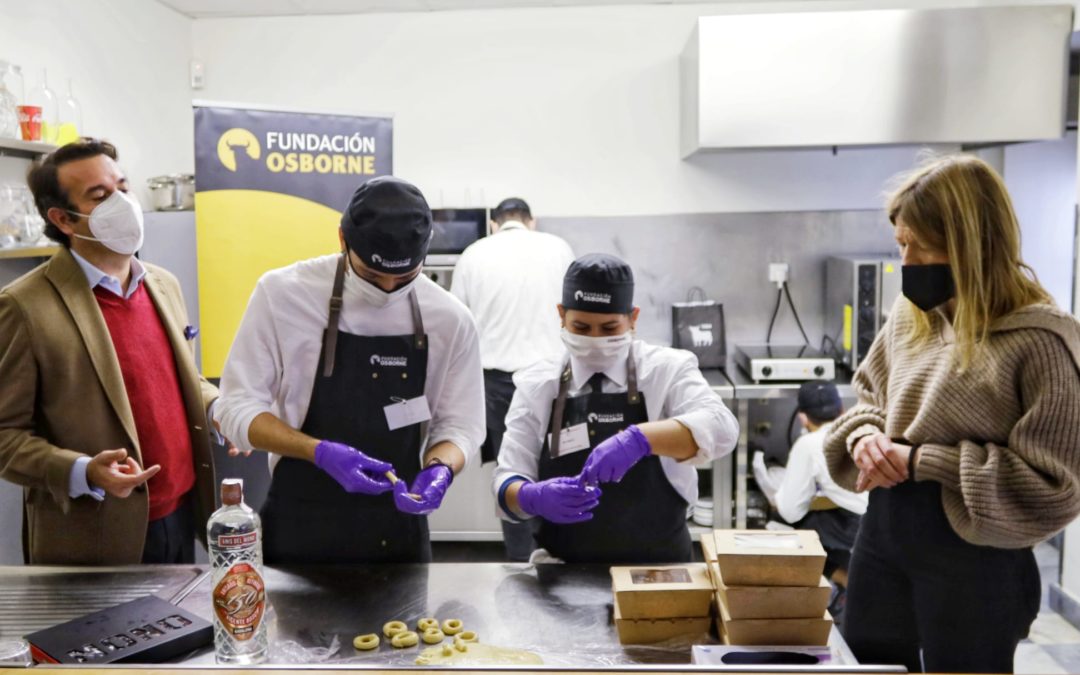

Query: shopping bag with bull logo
671;288;727;369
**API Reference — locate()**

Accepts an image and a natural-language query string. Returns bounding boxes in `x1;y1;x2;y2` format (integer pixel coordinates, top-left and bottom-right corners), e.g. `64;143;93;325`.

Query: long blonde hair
887;154;1051;367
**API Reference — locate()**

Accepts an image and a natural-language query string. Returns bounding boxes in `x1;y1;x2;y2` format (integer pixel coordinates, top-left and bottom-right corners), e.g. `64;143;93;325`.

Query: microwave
824;255;902;373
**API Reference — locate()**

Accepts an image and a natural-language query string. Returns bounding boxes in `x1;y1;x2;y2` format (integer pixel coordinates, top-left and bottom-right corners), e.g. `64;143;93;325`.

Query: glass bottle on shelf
0;62;21;139
57;78;81;146
26;69;59;145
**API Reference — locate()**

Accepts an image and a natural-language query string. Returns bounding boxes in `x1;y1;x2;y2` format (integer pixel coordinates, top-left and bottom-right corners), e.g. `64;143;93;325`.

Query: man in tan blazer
0;138;220;564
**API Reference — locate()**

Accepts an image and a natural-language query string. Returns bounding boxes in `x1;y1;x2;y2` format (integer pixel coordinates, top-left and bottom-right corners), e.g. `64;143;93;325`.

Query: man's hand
215;419;251;457
852;433;911;491
86;449;160;499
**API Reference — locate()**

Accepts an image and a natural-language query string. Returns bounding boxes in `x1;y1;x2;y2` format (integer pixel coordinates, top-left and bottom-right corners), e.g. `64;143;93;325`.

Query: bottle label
217;532;257;548
212;563;265;640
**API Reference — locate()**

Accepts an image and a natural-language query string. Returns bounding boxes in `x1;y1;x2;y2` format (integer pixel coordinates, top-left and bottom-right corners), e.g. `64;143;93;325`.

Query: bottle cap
220;478;244;506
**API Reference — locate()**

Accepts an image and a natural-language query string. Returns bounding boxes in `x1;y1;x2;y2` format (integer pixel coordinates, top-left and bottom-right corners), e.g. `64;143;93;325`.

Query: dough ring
417;618;440;632
422;628;445;644
391;631;419;648
383;620;408;638
441;619;464;635
352;633;380;650
458;630;478;643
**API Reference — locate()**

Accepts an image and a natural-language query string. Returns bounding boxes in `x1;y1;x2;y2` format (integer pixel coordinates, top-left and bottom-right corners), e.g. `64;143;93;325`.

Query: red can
17;105;41;141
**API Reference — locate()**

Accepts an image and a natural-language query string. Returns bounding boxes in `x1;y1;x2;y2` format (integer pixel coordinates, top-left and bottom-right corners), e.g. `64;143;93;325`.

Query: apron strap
548;360;573;458
409;289;425;349
322;255;348;378
626;341;640;405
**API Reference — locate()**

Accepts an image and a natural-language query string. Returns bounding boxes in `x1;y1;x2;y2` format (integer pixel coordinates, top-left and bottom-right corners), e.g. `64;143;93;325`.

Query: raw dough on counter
422;628;445;644
415;643;543;666
383;621;408;638
457;630;478;643
441;618;463;635
391;631;419;648
352;634;380;651
417;617;440;632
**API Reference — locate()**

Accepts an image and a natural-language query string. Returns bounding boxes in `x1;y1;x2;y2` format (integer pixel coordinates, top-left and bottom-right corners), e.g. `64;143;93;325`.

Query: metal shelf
0;244;59;259
0;137;56;160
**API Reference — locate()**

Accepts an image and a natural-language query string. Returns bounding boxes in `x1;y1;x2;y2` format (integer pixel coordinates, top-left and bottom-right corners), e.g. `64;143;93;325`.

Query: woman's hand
852;433;911;490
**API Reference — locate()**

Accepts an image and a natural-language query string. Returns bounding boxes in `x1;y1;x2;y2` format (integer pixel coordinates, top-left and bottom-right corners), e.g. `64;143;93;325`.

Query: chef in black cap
215;176;484;563
492;253;738;563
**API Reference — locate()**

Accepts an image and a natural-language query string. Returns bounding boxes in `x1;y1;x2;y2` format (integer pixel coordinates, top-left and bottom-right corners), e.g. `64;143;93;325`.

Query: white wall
1004;134;1078;313
189;3;947;218
0;0;193;202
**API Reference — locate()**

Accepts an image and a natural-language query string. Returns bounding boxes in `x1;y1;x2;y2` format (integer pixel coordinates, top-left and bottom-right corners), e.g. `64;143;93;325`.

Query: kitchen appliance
734;344;835;383
147;174;195;211
423;207;488;290
825;255;902;373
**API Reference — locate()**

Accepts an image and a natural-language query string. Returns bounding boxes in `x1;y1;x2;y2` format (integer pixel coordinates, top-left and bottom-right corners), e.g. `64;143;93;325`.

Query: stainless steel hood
680;5;1074;155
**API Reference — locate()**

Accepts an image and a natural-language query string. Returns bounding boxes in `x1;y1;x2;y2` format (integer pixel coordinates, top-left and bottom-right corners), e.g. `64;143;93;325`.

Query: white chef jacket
450;221;575;373
752;423;868;523
492;340;739;520
215;253;485;469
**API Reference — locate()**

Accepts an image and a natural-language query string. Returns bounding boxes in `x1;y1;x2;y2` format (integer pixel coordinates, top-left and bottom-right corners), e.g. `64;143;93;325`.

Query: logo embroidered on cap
370;354;408;367
370;253;413;269
574;289;612;304
587;412;624;424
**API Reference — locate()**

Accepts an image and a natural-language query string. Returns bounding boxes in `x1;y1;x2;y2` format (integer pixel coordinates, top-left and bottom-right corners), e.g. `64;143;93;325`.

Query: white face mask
349;261;418;309
561;328;633;372
67;190;144;255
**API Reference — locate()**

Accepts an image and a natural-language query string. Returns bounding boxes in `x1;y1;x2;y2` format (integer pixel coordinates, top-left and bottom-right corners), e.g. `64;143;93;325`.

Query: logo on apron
587;412;624;424
370;354;408;367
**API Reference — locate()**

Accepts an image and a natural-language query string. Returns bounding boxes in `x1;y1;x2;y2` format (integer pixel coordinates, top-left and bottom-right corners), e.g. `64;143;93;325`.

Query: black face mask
902;264;955;312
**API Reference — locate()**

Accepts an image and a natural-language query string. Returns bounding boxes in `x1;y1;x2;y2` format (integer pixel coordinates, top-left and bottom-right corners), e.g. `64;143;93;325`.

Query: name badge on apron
548;423;590;456
384;396;432;431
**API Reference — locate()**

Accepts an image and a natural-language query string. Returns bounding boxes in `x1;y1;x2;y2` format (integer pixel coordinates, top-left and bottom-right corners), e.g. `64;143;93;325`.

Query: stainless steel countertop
1;564;860;669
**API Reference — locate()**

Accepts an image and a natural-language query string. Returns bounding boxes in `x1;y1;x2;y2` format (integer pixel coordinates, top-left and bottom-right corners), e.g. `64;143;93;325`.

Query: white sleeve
664;352;740;466
492;376;550;521
752;451;784;506
214;279;284;453
775;438;817;524
426;313;485;469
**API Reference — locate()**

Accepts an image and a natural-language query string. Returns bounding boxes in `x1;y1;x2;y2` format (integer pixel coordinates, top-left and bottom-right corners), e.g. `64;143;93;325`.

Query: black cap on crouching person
341;176;433;274
562;253;635;314
797;380;842;424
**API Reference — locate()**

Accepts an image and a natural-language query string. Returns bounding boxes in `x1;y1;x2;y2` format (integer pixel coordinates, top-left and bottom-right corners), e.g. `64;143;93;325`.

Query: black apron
536;348;691;564
261;255;432;564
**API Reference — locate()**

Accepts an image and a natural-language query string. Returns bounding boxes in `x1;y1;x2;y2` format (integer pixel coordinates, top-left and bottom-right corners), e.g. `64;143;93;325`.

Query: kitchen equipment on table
26;69;58;144
734;344;835;383
147;174;195;211
824;254;901;373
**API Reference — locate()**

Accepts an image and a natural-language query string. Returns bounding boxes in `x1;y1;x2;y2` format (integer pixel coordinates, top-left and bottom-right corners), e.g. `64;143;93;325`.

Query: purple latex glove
517;476;602;524
313;440;394;494
394;464;454;515
580;425;652;484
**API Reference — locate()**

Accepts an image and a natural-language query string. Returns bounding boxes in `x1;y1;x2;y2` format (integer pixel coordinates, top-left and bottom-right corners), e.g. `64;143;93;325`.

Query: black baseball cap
797;380;842;422
341;176;432;274
562;253;635;314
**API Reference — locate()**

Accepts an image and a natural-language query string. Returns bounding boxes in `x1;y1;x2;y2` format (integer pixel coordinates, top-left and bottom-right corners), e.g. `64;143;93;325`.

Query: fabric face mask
67;190;145;255
902;264;955;312
561;328;633;371
348;255;418;309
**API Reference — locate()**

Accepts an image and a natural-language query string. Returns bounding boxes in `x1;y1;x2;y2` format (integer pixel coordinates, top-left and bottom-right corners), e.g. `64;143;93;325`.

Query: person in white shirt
215;177;485;564
752;380;867;594
451;197;574;561
493;253;739;563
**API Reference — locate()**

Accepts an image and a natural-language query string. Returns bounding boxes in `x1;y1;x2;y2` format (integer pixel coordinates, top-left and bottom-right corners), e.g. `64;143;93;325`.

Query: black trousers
844;481;1040;674
141;494;195;564
483;369;537;562
797;509;861;579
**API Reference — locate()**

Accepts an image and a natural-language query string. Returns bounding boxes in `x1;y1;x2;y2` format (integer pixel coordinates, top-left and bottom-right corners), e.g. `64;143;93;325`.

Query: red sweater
94;284;195;521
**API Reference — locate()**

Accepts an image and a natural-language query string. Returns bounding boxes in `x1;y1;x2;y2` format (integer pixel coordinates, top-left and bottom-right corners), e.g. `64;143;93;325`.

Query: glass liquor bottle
208;478;268;664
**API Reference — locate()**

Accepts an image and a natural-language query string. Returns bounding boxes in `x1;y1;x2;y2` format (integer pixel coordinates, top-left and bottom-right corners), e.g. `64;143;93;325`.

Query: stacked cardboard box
702;530;833;646
610;564;714;644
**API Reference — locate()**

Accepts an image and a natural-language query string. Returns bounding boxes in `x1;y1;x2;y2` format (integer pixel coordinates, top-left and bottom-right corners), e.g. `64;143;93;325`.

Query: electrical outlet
768;262;789;287
190;60;205;90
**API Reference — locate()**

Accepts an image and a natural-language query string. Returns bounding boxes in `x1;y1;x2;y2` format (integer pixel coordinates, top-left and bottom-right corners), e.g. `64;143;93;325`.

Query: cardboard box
713;530;827;587
713;563;832;619
611;564;713;619
700;530;718;564
719;600;833;646
613;602;712;645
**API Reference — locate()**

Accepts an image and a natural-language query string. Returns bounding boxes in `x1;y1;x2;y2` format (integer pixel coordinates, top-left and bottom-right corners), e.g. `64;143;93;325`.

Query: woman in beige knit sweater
824;155;1080;674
